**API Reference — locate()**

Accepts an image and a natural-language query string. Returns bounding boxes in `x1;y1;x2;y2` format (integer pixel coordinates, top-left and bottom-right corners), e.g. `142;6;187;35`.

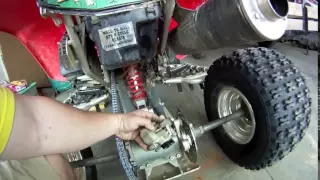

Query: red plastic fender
0;0;66;81
176;0;207;10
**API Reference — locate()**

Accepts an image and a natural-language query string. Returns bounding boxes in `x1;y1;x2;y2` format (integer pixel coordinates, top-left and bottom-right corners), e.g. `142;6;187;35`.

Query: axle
193;110;245;138
70;154;119;168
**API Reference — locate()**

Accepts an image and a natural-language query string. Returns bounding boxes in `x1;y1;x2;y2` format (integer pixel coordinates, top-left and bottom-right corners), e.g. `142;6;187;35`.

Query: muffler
169;0;289;54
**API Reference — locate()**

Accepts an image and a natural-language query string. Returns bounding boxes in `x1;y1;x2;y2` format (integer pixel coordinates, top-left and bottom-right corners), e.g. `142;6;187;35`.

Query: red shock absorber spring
125;65;147;101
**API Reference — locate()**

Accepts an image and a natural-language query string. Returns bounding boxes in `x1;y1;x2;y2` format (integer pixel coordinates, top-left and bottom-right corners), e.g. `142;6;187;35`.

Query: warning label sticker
98;22;137;51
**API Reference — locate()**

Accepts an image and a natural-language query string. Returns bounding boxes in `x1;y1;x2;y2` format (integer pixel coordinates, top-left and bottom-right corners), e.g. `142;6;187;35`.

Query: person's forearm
2;94;120;160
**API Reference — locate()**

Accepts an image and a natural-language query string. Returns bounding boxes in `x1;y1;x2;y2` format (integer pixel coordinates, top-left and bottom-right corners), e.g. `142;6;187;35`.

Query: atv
0;0;311;179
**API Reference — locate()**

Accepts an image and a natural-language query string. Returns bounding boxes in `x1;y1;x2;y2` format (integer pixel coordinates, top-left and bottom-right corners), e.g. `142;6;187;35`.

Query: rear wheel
204;47;311;169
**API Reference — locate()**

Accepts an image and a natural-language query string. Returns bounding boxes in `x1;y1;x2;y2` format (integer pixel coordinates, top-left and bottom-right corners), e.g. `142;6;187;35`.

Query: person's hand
115;110;161;150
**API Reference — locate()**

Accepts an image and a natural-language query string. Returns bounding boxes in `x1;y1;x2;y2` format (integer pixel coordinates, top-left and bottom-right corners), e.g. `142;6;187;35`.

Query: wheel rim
217;86;256;144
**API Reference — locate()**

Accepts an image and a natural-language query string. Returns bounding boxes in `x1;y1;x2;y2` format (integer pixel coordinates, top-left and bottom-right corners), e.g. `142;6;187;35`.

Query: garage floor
92;43;318;180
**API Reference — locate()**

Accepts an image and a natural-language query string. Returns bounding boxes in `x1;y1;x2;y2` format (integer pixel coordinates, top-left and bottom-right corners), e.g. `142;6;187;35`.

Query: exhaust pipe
169;0;289;54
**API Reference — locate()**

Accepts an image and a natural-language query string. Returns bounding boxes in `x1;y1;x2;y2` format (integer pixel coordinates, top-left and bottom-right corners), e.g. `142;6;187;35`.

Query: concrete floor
92;43;318;180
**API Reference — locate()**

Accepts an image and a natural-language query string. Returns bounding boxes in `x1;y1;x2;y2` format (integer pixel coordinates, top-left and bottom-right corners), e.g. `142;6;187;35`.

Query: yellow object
0;87;15;155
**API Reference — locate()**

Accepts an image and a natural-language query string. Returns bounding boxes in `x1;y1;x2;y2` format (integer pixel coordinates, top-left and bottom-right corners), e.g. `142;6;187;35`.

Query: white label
98;22;137;51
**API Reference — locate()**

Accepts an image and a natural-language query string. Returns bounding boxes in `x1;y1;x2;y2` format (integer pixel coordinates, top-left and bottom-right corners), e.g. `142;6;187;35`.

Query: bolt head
176;154;181;158
169;156;174;160
139;166;145;169
146;164;151;167
254;13;260;19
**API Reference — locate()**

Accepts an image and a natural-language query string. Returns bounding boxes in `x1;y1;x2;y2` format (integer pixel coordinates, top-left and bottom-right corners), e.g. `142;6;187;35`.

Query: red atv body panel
0;0;205;81
0;0;66;81
176;0;207;10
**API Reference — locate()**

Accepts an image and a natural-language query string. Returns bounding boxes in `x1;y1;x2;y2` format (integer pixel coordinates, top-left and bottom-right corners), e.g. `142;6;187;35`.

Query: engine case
85;3;161;70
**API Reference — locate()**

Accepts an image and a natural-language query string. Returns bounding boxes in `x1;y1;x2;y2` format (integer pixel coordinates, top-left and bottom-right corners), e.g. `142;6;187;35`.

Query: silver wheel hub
217;86;256;144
